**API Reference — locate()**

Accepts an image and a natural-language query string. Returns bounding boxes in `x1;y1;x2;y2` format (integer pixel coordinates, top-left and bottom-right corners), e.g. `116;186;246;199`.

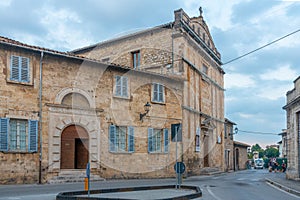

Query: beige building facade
0;8;227;184
73;8;225;175
283;76;300;180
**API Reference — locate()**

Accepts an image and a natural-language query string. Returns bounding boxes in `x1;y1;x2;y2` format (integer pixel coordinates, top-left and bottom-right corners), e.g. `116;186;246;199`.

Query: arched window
61;92;90;108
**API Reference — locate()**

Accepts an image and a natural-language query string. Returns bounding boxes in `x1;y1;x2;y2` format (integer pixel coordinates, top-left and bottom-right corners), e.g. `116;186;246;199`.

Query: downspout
38;51;44;184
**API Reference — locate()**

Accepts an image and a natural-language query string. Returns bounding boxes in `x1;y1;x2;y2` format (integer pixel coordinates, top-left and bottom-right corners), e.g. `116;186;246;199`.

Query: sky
1;0;300;148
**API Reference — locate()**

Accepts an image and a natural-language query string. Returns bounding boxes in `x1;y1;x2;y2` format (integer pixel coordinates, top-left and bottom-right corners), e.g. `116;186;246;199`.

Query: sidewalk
265;171;300;196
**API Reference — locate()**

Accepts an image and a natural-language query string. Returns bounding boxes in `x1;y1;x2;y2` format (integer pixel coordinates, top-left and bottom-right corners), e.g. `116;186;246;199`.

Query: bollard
84;177;89;191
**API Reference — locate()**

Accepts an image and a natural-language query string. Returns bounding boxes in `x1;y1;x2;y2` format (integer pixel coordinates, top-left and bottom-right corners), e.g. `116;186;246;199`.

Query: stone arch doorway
61;125;89;169
234;148;240;171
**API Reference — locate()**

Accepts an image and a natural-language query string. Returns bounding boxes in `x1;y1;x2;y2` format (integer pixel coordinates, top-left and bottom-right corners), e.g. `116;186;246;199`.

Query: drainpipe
38;51;44;184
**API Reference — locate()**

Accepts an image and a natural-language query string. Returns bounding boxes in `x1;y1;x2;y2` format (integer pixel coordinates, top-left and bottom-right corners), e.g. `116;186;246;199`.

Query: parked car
254;158;264;169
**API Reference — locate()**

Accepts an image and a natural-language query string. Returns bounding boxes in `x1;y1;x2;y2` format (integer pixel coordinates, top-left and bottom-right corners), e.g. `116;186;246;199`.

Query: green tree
250;144;264;158
264;147;279;158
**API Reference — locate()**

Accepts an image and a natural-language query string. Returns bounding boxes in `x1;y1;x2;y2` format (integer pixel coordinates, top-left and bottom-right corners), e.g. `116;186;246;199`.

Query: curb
265;178;300;197
56;184;202;200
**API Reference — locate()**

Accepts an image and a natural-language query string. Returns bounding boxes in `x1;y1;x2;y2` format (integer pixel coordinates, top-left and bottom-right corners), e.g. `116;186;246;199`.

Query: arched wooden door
61;125;89;169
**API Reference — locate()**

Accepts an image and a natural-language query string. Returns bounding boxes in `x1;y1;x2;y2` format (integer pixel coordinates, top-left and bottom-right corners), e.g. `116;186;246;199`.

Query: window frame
9;55;30;83
0;118;38;153
152;83;165;103
109;125;134;153
148;128;169;153
132;50;141;69
114;75;129;98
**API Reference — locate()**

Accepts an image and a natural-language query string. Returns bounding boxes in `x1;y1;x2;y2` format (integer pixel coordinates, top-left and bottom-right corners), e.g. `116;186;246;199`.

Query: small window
196;127;200;152
132;51;141;69
10;55;30;83
152;83;165;103
115;76;128;98
202;64;208;75
148;128;168;153
109;125;134;153
171;123;182;142
0;118;38;152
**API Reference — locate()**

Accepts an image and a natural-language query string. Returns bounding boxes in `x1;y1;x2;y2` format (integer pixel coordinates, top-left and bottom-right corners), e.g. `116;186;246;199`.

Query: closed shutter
115;76;121;96
11;55;20;81
109;125;116;152
164;129;169;153
148;128;153;153
28;120;38;152
128;126;134;152
21;57;29;82
0;118;9;152
122;77;128;97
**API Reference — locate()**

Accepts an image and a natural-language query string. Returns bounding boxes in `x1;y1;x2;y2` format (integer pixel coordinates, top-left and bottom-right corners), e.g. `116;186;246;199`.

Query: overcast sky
1;0;300;148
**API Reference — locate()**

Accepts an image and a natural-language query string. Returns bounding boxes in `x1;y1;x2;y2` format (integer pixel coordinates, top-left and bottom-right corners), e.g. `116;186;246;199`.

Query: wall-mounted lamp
140;102;151;121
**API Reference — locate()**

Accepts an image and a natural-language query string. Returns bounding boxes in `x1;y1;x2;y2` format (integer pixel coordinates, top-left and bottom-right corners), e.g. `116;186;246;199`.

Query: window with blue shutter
28;120;38;152
152;83;164;103
148;128;168;153
148;128;153;153
128;126;134;152
164;129;169;153
0;118;9;152
10;55;30;83
109;125;135;153
109;125;116;152
115;76;128;97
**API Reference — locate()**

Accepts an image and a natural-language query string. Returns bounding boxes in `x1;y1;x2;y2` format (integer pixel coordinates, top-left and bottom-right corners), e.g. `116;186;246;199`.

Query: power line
237;129;279;135
222;28;300;66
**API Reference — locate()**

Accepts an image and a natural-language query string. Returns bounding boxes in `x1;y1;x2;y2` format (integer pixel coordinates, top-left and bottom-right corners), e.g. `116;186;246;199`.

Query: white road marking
206;185;222;200
266;182;300;199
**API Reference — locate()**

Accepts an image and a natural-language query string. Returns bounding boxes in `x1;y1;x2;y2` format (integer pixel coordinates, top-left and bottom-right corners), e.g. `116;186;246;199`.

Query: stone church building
0;8;226;184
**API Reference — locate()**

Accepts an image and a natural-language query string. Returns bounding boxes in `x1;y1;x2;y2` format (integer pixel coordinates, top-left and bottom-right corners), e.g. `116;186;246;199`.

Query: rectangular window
132;51;141;69
202;64;208;75
152;83;165;103
115;76;128;97
0;118;38;152
171;123;182;142
10;55;30;83
109;125;134;153
148;128;169;153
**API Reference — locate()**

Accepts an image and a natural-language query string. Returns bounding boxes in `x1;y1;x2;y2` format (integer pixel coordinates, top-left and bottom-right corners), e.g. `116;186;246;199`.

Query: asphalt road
0;169;299;200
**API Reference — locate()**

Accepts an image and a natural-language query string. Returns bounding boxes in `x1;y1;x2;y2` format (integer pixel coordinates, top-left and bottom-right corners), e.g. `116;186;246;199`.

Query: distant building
224;118;235;171
278;130;287;158
283;76;300;180
233;141;250;170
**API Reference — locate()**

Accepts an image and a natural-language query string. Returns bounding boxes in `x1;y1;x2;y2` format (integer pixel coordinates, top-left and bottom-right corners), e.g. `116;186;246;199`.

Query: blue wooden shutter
159;84;164;102
0;118;9;152
21;57;29;82
128;126;134;152
109;125;116;152
122;77;128;97
148;128;153;153
28;120;38;152
115;76;121;96
10;55;20;81
164;129;169;153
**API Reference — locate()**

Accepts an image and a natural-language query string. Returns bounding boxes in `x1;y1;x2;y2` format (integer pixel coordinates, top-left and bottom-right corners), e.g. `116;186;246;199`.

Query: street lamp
140;102;151;121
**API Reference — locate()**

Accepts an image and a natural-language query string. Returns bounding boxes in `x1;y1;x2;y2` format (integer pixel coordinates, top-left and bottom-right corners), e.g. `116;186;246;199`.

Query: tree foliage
264;147;279;158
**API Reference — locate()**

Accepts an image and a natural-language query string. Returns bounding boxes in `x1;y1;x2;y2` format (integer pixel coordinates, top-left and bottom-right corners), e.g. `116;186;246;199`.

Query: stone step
48;170;105;184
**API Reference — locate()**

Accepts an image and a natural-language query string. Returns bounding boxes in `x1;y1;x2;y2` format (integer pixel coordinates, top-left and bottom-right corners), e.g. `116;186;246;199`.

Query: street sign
174;162;185;174
86;162;90;178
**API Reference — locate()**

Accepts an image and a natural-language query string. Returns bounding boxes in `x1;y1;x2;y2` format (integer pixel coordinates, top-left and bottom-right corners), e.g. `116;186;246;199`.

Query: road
0;169;299;200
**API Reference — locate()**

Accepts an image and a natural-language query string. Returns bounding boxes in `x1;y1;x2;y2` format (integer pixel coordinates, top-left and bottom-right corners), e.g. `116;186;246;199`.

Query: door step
48;170;105;184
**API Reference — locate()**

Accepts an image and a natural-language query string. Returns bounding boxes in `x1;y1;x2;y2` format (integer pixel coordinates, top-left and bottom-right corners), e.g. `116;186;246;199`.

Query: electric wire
222;28;300;66
237;129;279;135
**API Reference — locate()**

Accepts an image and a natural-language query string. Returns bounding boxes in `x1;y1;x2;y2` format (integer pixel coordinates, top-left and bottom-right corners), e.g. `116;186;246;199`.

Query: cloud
257;84;293;100
260;65;298;81
225;73;256;89
0;0;12;7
